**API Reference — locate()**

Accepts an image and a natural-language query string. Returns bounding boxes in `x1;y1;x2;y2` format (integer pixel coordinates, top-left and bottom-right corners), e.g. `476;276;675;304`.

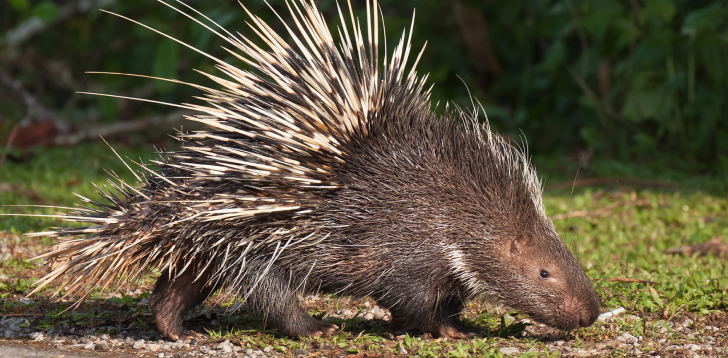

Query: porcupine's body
29;0;600;340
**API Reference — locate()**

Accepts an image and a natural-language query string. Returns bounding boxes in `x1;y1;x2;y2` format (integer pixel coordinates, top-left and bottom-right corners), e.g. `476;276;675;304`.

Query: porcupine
21;0;600;340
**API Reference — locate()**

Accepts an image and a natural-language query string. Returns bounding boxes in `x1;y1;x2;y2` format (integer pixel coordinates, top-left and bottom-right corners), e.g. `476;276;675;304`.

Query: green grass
548;188;728;318
0;143;726;356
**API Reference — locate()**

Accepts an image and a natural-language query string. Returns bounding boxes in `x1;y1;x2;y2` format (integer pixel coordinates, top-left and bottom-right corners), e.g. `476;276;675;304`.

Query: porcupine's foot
433;321;481;339
389;311;478;339
150;264;214;341
276;315;339;337
253;295;339;337
387;296;479;339
430;301;480;339
244;268;338;337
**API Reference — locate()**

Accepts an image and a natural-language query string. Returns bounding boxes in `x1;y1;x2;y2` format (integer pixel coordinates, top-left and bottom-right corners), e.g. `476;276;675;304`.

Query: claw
301;322;339;337
436;325;480;339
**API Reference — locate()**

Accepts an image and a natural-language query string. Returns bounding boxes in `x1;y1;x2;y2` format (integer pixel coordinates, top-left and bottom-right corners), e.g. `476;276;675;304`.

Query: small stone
199;346;210;353
263;346;272;353
617;332;637;344
687;344;700;351
364;313;374;320
84;342;95;350
8;319;22;332
371;307;386;320
96;341;110;351
399;345;407;354
339;309;353;318
499;347;520;355
293;348;308;356
133;340;147;349
30;332;44;341
598;307;625;321
100;334;110;340
158;354;165;358
658;339;666;344
219;341;233;353
147;343;161;352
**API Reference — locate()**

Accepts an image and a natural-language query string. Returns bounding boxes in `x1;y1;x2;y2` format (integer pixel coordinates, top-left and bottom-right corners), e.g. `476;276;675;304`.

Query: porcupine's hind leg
244;267;338;337
149;263;215;341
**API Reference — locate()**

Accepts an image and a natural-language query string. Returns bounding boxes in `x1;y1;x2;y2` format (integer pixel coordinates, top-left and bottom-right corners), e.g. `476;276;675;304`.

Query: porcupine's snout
557;293;600;330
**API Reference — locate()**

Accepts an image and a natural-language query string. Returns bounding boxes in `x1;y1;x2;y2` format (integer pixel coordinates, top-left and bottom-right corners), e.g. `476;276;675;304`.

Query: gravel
499;346;520;355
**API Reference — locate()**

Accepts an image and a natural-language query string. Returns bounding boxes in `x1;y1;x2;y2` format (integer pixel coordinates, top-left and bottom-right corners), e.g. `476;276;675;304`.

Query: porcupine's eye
539;270;549;279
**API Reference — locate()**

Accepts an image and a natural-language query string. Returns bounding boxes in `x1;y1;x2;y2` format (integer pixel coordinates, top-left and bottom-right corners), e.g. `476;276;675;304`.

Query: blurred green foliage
1;0;727;175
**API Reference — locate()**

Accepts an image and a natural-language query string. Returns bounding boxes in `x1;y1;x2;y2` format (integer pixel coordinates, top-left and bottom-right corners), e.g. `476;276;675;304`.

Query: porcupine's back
28;0;564;319
29;0;438;298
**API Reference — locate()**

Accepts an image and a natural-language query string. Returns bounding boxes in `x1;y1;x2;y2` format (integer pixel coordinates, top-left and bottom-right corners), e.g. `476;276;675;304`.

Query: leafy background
1;0;727;182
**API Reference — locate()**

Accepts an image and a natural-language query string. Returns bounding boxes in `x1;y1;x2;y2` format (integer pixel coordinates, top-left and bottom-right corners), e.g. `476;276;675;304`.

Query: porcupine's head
453;128;601;331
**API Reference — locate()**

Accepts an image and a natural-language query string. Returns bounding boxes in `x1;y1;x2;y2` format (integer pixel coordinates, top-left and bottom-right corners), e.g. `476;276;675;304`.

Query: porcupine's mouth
524;314;576;331
526;302;598;331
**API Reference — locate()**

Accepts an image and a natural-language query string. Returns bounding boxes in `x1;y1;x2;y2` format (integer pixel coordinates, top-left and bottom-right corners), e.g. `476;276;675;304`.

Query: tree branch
5;0;117;48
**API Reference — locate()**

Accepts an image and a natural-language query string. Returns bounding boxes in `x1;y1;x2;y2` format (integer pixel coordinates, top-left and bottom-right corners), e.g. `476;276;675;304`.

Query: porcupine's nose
557;292;600;330
577;308;597;328
577;294;600;328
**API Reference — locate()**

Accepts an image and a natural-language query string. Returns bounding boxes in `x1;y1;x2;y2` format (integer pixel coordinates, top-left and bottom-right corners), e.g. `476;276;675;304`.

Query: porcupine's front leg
430;298;481;339
245;268;338;337
385;294;480;339
150;264;214;341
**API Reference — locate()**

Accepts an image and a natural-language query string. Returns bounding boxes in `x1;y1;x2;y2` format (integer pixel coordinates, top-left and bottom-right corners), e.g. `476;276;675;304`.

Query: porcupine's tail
7;0;431;301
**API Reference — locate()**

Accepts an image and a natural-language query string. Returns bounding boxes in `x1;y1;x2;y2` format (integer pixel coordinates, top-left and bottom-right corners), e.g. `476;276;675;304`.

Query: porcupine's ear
508;231;536;258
